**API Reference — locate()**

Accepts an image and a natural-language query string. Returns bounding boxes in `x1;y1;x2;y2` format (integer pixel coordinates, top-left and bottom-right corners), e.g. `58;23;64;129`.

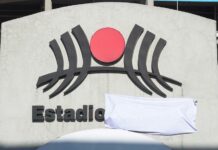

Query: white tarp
104;94;197;135
37;129;171;150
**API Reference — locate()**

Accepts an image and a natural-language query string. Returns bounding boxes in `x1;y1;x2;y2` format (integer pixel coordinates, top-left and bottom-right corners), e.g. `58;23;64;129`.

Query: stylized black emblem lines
43;39;64;92
138;31;167;98
124;24;152;95
36;24;182;98
152;38;173;92
49;32;77;98
64;25;92;96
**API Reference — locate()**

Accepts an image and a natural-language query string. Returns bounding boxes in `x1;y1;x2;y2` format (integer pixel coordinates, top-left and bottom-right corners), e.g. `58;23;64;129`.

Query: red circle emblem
90;27;125;64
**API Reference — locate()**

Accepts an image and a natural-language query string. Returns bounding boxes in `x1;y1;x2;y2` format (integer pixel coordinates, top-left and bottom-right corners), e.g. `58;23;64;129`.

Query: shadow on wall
0;143;217;150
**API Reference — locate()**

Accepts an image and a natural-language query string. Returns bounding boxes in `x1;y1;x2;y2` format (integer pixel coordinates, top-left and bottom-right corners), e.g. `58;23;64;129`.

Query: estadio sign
0;2;217;148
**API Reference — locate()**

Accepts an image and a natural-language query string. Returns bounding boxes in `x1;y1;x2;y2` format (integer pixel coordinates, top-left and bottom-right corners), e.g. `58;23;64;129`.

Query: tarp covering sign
104;94;197;135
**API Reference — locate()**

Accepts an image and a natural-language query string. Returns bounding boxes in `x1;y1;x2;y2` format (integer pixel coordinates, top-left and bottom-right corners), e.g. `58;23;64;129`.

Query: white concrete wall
0;2;217;149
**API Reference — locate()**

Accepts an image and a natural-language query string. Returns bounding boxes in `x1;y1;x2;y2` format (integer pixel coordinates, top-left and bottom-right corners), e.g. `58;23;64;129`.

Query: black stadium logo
36;24;182;99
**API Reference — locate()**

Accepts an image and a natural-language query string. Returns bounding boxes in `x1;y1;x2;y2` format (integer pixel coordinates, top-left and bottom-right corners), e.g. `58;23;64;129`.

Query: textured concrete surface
0;2;217;149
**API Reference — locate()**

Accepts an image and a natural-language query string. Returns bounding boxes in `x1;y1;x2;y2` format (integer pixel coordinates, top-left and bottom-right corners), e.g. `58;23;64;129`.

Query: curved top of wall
2;2;215;26
0;1;217;146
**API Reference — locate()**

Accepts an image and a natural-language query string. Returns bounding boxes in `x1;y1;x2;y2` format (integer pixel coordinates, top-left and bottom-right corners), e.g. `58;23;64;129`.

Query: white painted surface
146;0;154;5
44;0;52;11
0;2;217;149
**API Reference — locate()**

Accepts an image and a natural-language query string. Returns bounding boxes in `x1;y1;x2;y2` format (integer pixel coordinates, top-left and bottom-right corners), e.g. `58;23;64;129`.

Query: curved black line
152;38;173;91
37;66;182;89
40;39;64;92
64;25;91;95
124;24;152;95
138;31;166;98
49;32;77;99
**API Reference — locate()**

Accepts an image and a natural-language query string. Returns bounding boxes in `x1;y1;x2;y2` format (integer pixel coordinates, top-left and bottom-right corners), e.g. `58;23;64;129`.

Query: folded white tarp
104;94;197;135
